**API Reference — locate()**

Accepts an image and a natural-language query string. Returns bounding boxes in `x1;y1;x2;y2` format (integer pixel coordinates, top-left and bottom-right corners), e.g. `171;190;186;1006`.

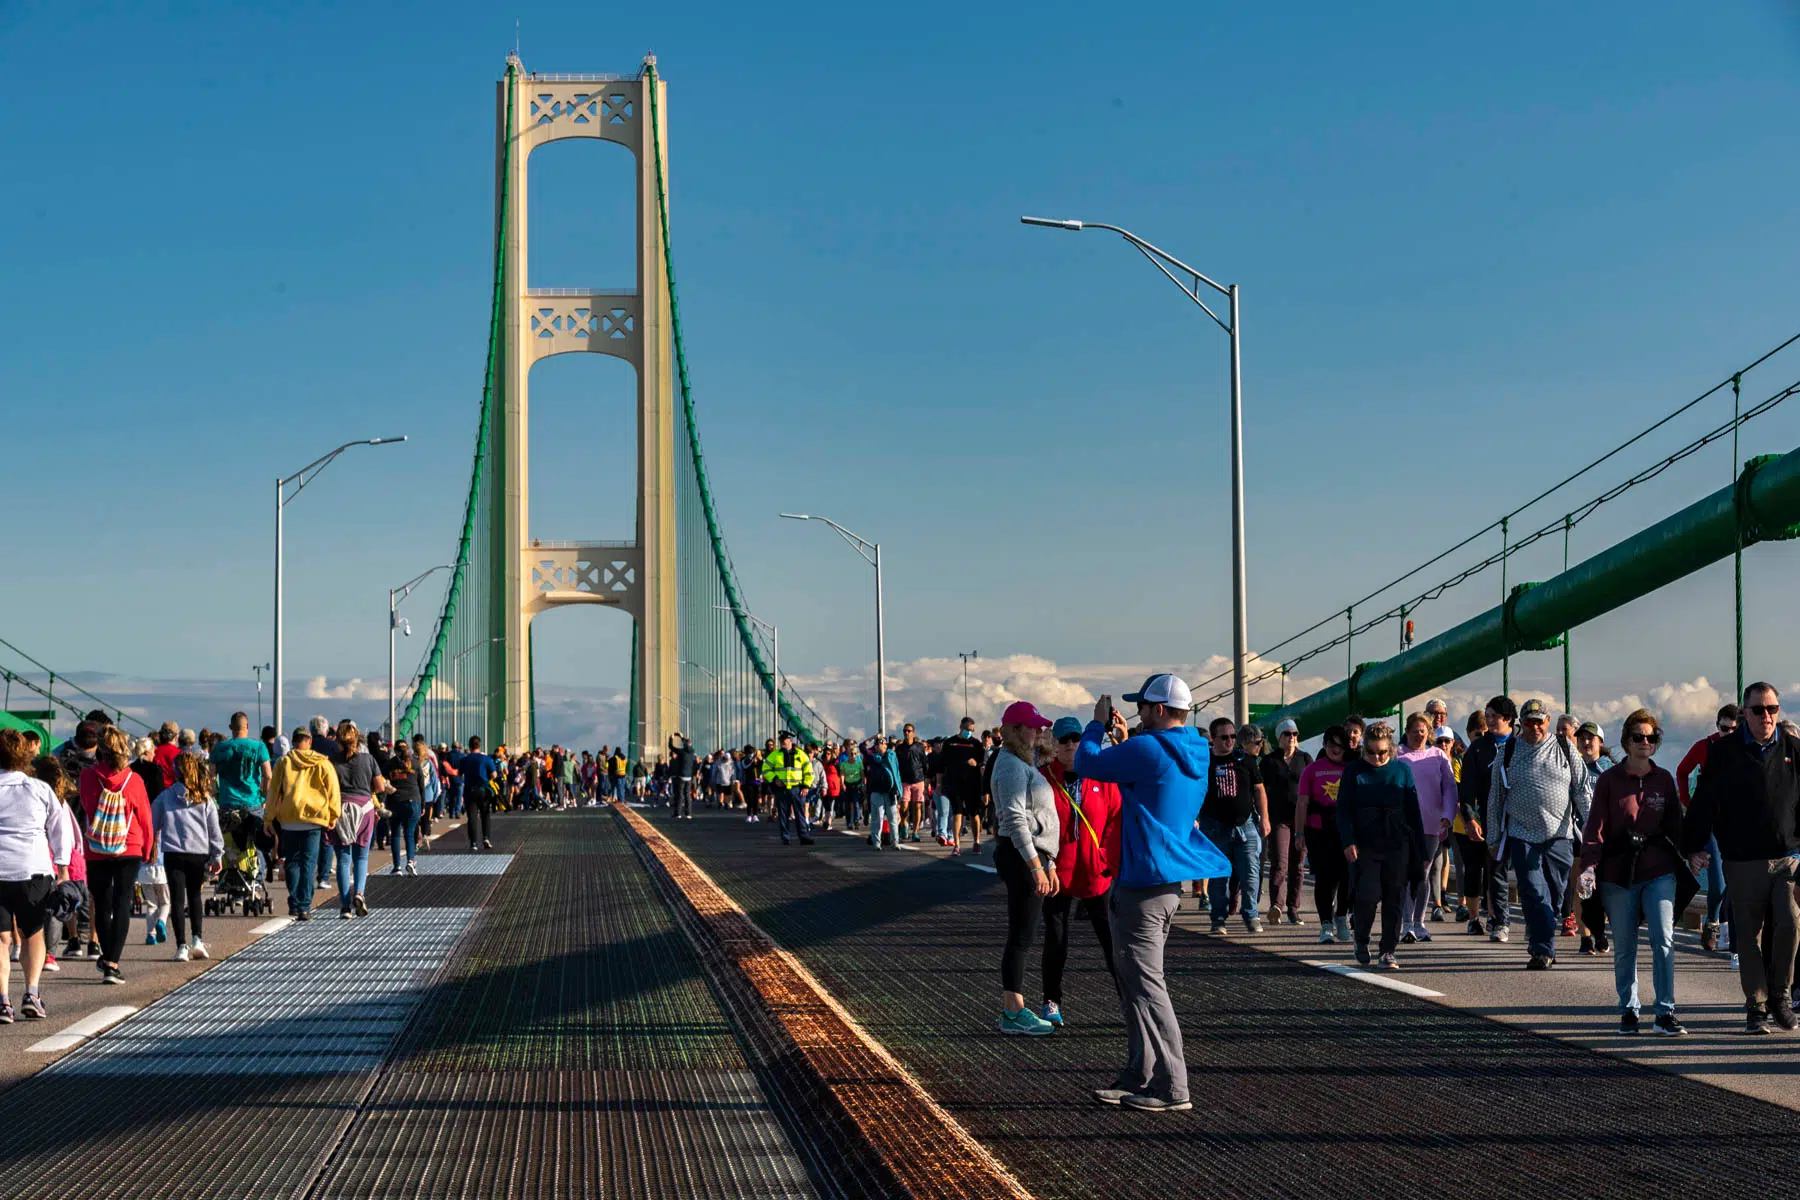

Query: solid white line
965;863;998;874
25;1034;85;1054
1301;960;1445;998
55;1004;138;1040
248;917;293;936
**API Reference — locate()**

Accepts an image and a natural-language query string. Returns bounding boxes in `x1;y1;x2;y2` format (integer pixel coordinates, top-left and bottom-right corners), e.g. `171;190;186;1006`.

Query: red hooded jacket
1043;760;1121;899
78;764;157;862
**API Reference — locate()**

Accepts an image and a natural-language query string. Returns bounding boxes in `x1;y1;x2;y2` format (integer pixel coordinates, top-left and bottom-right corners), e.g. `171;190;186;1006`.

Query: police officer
763;731;817;846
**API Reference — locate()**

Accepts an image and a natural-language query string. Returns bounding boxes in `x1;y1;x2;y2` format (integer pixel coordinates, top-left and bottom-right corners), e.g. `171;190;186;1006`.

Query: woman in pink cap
991;700;1061;1036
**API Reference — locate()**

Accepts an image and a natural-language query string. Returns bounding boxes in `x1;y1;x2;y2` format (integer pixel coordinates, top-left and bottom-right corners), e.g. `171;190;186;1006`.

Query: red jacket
1043;761;1121;899
1675;733;1720;809
78;765;157;862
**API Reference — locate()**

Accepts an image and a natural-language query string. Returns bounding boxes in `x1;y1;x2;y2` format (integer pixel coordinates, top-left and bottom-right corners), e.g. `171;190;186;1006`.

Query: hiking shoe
1700;921;1720;952
1746;1005;1772;1035
1093;1087;1134;1106
1121;1094;1192;1113
1653;1013;1688;1037
19;993;45;1020
1772;1002;1799;1032
1526;954;1553;971
1377;953;1399;971
1618;1010;1640;1035
1208;920;1229;936
1041;1001;1063;1026
1317;927;1337;944
192;939;209;960
175;945;191;962
1401;930;1418;945
997;1007;1054;1037
1354;942;1371;966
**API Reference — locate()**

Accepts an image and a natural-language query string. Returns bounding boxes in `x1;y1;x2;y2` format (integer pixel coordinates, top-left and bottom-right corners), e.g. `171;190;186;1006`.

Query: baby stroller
206;808;275;917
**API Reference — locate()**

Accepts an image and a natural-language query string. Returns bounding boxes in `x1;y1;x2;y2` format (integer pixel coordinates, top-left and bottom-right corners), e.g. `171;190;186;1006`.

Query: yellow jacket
761;747;815;789
267;747;343;831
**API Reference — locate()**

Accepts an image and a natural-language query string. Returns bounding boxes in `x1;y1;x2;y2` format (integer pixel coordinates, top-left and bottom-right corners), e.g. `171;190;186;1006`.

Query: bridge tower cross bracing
495;55;678;751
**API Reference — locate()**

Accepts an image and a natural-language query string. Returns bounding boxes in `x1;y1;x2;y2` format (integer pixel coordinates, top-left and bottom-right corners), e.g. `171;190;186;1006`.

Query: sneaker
1377;953;1399;971
1208;920;1229;936
1618;1010;1640;1035
1466;917;1485;936
1413;927;1433;943
1454;905;1471;922
1490;928;1509;944
1093;1087;1134;1106
949;847;961;856
155;920;167;944
1354;942;1371;966
1653;1013;1688;1037
296;911;312;922
997;1007;1055;1036
0;1001;12;1024
1430;905;1446;923
745;815;755;824
1700;921;1720;952
62;938;80;957
41;955;57;972
1527;954;1553;971
1746;1005;1772;1036
1772;1002;1798;1032
1317;927;1337;944
191;939;209;960
144;932;158;946
1401;930;1418;945
339;910;354;920
1560;914;1578;935
1041;1001;1064;1026
354;894;368;918
1268;906;1284;924
103;965;125;985
1121;1094;1192;1113
405;861;418;877
1286;910;1305;927
1580;935;1596;955
19;993;45;1020
1244;917;1264;935
482;840;494;850
176;945;191;961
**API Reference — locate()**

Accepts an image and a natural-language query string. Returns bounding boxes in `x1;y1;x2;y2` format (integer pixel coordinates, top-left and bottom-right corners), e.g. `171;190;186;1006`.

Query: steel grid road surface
658;811;1800;1200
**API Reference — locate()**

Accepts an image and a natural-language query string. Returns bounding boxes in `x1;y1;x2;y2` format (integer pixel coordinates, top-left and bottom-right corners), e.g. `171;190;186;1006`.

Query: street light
780;512;885;737
1020;216;1250;726
958;651;978;721
274;436;407;735
389;564;453;742
657;694;693;733
453;636;504;748
715;605;778;741
682;660;723;753
252;663;270;730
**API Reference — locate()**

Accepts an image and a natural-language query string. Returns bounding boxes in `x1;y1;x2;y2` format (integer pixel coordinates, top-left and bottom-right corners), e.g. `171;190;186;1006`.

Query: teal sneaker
998;1007;1055;1036
1041;1001;1064;1026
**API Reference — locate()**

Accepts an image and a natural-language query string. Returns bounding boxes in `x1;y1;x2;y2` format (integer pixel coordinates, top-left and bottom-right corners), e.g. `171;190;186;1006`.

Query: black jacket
895;740;930;786
1336;757;1427;865
1682;729;1800;861
1458;733;1505;831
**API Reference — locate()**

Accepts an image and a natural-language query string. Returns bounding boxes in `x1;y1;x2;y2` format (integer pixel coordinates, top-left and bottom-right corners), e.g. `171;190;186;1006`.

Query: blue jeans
868;794;897;847
1508;837;1574;958
775;786;810;842
1198;817;1262;923
278;827;322;916
935;793;952;840
387;801;419;868
1705;835;1726;924
335;843;370;913
1600;874;1677;1015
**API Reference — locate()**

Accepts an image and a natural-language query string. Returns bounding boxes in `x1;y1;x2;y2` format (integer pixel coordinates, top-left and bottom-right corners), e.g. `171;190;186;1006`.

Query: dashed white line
27;1004;137;1053
248;917;293;936
1301;960;1445;998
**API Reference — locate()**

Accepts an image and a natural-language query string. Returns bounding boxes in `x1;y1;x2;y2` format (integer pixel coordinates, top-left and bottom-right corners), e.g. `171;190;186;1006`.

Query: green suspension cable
1733;372;1744;702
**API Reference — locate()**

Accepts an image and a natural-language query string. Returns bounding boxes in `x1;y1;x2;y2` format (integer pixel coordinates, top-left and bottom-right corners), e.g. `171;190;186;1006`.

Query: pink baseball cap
1000;701;1052;730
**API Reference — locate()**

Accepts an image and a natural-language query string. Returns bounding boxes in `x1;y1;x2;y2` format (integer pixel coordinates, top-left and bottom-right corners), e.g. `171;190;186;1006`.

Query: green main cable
642;64;815;743
398;63;516;740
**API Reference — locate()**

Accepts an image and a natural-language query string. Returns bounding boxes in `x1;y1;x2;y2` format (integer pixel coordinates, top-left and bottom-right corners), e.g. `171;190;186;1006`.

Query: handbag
137;861;167;887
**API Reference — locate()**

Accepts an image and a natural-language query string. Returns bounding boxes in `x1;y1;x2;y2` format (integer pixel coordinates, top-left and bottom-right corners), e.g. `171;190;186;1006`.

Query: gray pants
1402;834;1441;931
1109;884;1187;1104
1722;858;1800;1007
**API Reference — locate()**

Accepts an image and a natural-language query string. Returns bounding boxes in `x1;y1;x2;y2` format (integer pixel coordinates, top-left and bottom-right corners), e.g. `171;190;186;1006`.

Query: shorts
0;875;55;937
946;789;984;817
902;782;928;807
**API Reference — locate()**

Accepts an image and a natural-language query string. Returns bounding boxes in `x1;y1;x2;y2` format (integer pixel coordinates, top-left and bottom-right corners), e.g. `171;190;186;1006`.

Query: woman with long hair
1294;725;1353;943
33;755;84;969
990;702;1059;1036
151;751;223;960
0;731;73;1020
384;740;424;876
78;725;155;983
1038;716;1121;1026
1453;710;1491;933
335;728;392;877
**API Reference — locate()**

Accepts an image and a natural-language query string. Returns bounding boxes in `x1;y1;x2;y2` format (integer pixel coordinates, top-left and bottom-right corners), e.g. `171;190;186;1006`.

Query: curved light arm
1019;217;1232;333
780;512;877;567
281;436;407;503
681;660;719;681
394;563;454;605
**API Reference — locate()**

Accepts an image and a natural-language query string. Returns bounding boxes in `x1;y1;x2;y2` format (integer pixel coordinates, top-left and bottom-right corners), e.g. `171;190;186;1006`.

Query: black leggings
1454;832;1488;905
87;856;141;966
1304;826;1350;922
164;851;209;945
994;839;1044;995
1042;889;1117;1004
466;793;491;847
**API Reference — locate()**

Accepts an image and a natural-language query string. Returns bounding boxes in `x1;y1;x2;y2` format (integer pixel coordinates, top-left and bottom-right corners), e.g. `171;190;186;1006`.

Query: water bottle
1577;868;1596;900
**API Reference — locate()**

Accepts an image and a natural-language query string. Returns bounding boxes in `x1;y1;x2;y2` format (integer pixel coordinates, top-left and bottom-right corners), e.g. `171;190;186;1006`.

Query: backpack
334;797;365;845
1495;733;1580;847
88;775;133;856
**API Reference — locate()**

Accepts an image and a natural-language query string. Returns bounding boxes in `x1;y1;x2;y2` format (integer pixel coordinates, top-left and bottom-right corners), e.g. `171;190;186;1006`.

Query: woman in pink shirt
77;727;156;984
1397;713;1459;943
1293;725;1353;943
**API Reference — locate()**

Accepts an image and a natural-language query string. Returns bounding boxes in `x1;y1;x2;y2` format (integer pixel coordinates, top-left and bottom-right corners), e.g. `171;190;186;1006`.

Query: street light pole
274;436;407;736
389;564;453;744
958;651;978;721
253;663;270;730
453;636;504;748
682;661;722;752
716;606;778;741
1020;216;1251;726
780;513;885;737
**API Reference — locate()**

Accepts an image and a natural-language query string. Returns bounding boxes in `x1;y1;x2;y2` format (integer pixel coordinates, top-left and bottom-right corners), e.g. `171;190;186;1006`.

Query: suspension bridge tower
493;53;679;752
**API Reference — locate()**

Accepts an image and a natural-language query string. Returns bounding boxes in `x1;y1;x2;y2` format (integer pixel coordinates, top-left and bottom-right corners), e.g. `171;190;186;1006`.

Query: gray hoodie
151;785;225;863
991;749;1058;867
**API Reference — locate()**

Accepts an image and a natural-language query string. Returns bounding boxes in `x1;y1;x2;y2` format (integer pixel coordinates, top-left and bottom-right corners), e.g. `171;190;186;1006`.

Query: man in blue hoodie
1075;673;1229;1114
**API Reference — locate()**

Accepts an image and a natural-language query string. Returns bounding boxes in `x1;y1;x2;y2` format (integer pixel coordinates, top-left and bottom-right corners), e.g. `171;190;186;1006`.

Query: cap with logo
1519;698;1549;722
1122;673;1194;710
1577;720;1603;739
1000;701;1053;730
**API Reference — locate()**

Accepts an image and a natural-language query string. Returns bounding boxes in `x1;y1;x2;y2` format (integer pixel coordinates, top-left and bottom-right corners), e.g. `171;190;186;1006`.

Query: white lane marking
248;918;293;936
1301;960;1445;998
29;1004;139;1051
965;863;998;874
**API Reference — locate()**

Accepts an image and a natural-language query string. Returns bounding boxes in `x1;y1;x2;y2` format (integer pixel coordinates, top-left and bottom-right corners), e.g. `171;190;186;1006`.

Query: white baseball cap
1122;673;1194;709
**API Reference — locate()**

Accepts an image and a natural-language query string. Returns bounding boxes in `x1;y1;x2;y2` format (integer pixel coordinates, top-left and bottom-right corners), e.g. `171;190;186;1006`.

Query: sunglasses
1627;731;1661;745
1216;732;1237;741
1058;735;1081;746
1749;704;1781;717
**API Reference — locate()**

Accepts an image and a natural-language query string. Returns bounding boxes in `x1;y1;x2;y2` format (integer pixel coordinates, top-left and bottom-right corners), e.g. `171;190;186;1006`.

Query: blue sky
3;2;1799;744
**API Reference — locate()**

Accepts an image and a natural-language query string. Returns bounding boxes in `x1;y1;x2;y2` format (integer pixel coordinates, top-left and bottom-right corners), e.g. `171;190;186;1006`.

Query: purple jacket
1398;745;1458;832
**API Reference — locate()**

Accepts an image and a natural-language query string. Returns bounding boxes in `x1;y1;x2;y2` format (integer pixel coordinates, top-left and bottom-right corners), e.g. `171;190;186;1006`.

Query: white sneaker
175;946;191;962
191;939;209;960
